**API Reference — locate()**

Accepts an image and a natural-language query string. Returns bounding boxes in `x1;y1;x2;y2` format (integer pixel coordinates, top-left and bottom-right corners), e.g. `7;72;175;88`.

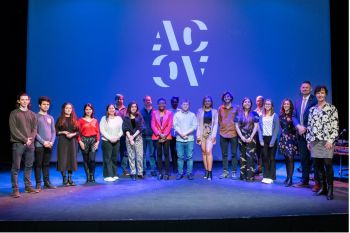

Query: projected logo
152;20;208;87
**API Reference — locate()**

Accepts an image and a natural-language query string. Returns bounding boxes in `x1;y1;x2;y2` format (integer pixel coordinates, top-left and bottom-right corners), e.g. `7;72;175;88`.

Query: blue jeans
142;136;156;171
11;143;35;189
176;141;194;175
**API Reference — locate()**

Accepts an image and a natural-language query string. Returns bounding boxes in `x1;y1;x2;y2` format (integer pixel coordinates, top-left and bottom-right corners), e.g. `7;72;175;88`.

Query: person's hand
93;142;99;150
260;142;264;147
130;139;135;146
110;137;118;143
61;131;69;135
66;133;74;139
297;125;306;135
129;135;134;142
196;138;201;145
26;137;33;146
246;137;253;143
79;141;85;150
307;143;311;151
269;143;275;148
325;142;333;150
43;141;51;148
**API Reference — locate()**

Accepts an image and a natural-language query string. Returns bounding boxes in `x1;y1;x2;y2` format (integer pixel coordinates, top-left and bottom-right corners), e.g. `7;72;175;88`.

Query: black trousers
156;140;170;175
298;135;319;184
170;137;177;171
81;136;97;176
34;146;53;184
11;143;34;189
262;136;277;180
102;140;120;178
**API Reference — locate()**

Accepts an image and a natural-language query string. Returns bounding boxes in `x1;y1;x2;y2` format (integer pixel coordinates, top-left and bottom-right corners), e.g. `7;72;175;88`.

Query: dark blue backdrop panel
26;0;331;162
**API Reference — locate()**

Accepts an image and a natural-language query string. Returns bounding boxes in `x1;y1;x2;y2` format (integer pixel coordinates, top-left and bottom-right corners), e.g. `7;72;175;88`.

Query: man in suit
292;81;319;190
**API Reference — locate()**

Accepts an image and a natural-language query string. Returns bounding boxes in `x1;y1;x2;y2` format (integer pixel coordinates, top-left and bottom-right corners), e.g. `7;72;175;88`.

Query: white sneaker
269;179;274;184
261;178;268;183
112;176;119;180
104;177;114;182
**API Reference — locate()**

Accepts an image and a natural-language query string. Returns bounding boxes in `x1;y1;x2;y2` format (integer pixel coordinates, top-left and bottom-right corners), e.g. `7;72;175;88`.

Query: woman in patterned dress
278;99;298;187
306;86;338;200
234;97;259;182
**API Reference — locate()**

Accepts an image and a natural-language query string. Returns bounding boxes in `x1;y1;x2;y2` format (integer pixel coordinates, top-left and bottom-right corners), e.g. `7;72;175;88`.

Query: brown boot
312;183;321;192
36;183;42;191
11;188;20;198
25;186;40;194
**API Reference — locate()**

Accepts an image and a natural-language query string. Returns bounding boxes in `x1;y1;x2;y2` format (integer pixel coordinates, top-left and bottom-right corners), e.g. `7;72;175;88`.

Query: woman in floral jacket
306;85;338;200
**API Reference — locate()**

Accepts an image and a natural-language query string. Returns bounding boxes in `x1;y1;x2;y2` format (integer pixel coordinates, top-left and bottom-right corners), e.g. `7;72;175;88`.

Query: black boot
83;162;90;183
90;162;96;183
62;176;68;186
68;173;76;186
203;170;209;179
325;160;334;200
315;159;327;196
207;171;213;181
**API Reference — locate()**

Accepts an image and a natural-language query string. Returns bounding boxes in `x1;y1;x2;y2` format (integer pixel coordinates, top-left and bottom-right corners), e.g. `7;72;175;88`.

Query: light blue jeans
142;136;156;171
176;141;194;175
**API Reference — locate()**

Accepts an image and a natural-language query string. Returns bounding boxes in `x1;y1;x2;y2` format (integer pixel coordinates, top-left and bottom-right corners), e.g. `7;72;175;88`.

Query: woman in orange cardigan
151;98;173;180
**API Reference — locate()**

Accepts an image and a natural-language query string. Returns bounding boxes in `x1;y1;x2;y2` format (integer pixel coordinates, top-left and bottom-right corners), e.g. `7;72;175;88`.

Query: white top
173;110;198;142
99;116;123;141
262;114;274;136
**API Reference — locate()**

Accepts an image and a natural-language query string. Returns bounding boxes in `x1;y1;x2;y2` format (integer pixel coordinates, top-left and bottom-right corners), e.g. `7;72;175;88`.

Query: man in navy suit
292;81;319;190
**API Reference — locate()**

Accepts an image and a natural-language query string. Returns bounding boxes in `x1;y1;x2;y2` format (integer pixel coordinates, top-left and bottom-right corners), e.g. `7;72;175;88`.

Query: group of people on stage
9;81;339;200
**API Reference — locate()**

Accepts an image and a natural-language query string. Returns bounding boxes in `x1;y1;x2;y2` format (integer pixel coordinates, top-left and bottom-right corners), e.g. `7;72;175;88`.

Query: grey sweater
35;113;56;147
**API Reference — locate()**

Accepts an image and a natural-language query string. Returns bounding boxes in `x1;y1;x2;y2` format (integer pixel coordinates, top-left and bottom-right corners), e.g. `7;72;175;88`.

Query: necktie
300;98;307;125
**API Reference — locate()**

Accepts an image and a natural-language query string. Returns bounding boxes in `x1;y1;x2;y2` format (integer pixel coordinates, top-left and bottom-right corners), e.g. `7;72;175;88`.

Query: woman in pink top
151;98;173;180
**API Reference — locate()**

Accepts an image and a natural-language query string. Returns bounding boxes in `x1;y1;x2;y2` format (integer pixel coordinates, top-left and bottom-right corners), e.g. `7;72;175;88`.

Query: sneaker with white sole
113;176;119;180
261;178;268;183
104;177;114;182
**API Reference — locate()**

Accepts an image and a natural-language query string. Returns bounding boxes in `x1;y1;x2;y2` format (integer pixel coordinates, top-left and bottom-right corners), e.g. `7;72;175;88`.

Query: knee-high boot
83;161;90;183
284;156;289;184
89;161;96;183
315;159;327;196
286;157;294;187
325;161;334;200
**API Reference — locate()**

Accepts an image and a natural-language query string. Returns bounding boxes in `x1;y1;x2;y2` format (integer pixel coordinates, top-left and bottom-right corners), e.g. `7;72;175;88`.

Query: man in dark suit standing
292;81;319;190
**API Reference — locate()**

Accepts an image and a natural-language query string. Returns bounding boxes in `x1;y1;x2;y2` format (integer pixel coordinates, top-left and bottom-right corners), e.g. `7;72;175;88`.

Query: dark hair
314;85;328;95
301;80;312;86
171;96;179;102
105;104;116;121
263;99;275;116
240;97;253;126
38;96;51;105
202;96;213;108
241;97;253;111
279;98;294;117
83;103;95;118
157;98;166;104
115;93;124;101
16;92;31;109
221;91;233;102
57;102;79;129
143;95;152;101
127;101;140;117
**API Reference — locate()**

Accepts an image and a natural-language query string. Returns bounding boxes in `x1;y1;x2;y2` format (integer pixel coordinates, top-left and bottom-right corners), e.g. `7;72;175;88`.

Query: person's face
85;106;93;117
316;89;327;103
108;105;116;116
224;94;232;104
158;100;166;111
39;101;50;113
264;101;272;111
256;96;264;108
204;98;212;108
18;95;30;109
116;96;124;106
181;102;190;112
131;104;137;114
243;99;251;110
171;99;179;109
144;96;152;107
300;83;311;96
283;101;291;112
64;104;72;116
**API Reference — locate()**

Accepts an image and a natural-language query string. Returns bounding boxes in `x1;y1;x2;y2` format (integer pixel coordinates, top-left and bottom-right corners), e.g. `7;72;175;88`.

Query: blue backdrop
26;0;331;161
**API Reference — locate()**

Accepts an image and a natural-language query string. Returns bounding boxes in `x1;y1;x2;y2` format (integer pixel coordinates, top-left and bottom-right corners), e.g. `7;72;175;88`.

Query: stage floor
0;161;348;223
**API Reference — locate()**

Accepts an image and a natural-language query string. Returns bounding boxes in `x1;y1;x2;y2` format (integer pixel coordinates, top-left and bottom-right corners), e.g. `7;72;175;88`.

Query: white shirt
262;114;274;136
173;110;197;142
99;116;123;141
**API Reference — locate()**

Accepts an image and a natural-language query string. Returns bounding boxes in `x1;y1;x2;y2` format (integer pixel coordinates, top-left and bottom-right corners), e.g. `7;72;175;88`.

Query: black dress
56;117;79;172
278;115;298;158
